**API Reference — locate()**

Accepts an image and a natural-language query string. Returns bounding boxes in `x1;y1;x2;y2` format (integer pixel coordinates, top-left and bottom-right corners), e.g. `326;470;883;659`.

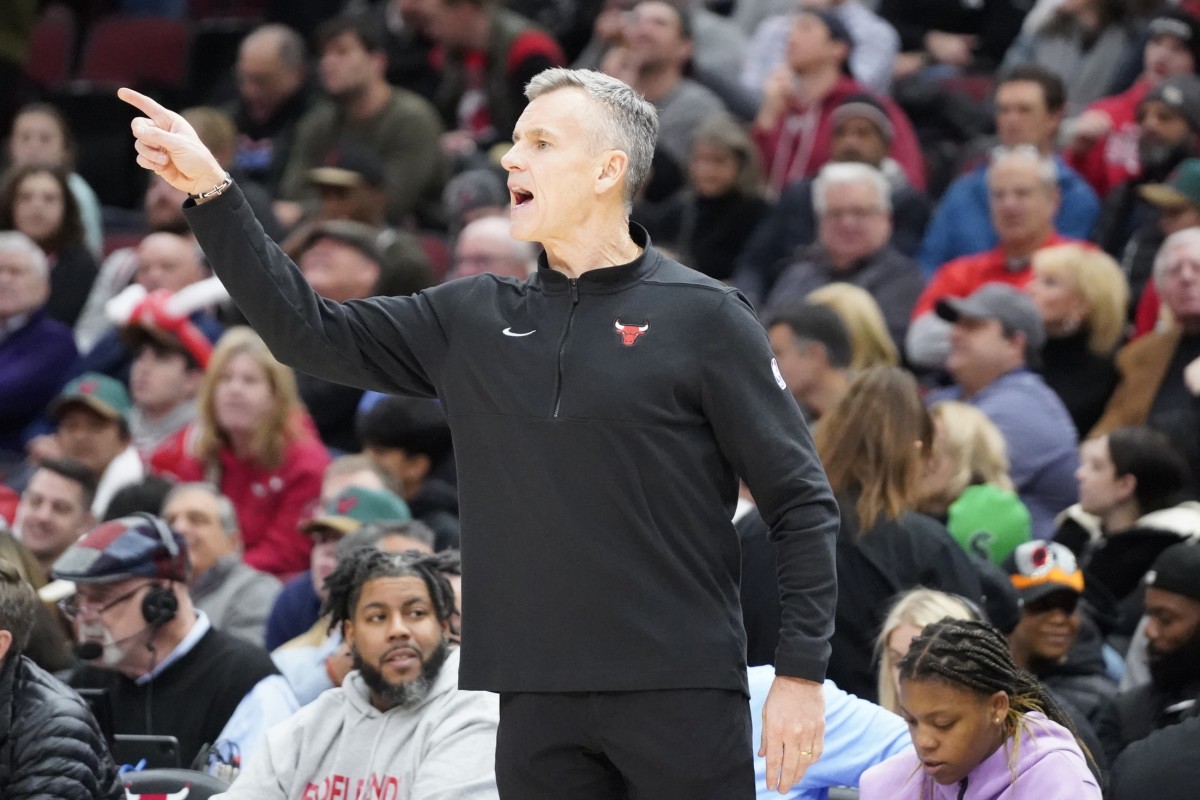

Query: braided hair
898;618;1097;778
322;548;456;636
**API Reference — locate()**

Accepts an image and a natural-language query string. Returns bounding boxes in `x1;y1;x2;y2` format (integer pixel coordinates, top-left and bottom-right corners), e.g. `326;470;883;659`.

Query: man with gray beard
215;549;499;799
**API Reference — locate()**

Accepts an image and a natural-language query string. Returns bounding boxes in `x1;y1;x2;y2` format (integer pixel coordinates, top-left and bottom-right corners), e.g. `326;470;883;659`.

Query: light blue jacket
750;667;911;799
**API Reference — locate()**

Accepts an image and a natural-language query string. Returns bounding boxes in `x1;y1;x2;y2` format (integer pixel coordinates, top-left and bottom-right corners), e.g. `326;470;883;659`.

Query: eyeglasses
58;582;153;621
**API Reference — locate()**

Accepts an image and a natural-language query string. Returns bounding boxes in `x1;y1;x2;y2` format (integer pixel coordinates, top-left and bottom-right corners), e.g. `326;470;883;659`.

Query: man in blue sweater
918;65;1099;277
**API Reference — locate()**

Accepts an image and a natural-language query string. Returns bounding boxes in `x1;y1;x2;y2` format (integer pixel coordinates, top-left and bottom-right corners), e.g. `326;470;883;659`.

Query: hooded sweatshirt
217;648;499;800
859;712;1100;800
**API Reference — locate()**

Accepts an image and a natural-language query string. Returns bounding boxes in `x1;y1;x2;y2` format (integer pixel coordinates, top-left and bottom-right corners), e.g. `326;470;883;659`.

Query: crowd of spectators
3;0;1200;798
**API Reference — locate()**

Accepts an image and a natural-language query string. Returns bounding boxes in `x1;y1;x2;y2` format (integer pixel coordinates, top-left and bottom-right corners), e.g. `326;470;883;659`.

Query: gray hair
244;23;307;72
1154;227;1200;286
0;231;48;282
812;162;891;217
525;68;659;211
987;145;1057;191
335;520;438;561
164;482;240;539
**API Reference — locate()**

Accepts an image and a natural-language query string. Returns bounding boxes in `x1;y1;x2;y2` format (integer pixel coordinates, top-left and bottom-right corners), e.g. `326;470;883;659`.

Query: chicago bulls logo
124;787;190;800
613;318;650;346
79;380;99;395
336;495;358;514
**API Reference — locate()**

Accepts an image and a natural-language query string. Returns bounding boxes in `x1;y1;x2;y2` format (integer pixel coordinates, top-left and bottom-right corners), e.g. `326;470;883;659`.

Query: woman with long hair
1025;243;1128;435
861;618;1101;799
815;367;983;700
151;327;330;578
0;162;97;326
807;283;899;370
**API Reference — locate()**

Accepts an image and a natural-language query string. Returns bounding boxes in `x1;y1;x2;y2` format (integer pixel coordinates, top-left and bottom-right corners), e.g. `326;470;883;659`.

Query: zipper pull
569;278;579;304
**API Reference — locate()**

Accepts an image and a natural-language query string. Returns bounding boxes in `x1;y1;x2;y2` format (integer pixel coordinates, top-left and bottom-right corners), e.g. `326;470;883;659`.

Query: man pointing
119;69;838;798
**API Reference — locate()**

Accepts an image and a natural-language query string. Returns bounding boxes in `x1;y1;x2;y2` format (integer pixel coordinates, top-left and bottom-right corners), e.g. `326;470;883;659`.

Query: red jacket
911;233;1080;318
1066;79;1149;199
150;416;330;578
754;75;926;195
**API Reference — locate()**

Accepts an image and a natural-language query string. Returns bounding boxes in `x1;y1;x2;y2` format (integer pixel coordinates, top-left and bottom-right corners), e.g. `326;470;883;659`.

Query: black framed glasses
57;582;153;621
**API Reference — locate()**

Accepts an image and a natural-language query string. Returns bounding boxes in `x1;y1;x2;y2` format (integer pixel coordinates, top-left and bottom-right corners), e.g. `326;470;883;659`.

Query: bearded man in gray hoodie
216;549;499;800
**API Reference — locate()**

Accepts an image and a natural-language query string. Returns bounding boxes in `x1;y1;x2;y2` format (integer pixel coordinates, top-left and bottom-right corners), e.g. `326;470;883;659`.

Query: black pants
495;688;754;800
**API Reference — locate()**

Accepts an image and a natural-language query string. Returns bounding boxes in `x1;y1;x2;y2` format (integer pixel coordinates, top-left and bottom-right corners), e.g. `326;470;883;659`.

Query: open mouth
511;188;534;208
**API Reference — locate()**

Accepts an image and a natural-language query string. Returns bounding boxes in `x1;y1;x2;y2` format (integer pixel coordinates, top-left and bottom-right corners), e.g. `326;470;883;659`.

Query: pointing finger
118;87;174;129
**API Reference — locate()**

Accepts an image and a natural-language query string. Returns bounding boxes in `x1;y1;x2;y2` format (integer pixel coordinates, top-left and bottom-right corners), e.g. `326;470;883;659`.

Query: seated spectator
1005;541;1117;723
45;374;143;520
0;163;96;328
365;0;440;100
273;519;435;705
1025;244;1127;436
929;284;1079;539
282;147;433;296
807;282;899;369
1094;541;1200;763
601;3;728;168
860;619;1101;799
151;328;330;578
278;16;448;228
919;401;1031;565
79;231;220;384
735;92;931;304
764;162;924;348
765;303;852;425
358;396;460;551
264;456;398;650
1092;228;1200;442
0;231;77;457
0;559;124;800
427;0;565;158
219;549;499;799
101;475;173;522
442;168;510;240
11;459;94;578
448;216;538;281
815;367;983;700
753;9;924;195
1059;427;1199;647
1094;74;1200;261
748;667;911;800
742;0;900;97
917;66;1100;276
121;316;210;463
635;115;769;282
54;515;297;765
879;0;1030;78
225;24;318;198
876;588;981;715
162;482;282;647
1001;0;1140;117
1067;8;1200;198
0;520;71;671
72;174;192;354
1127;156;1200;316
908;147;1079;370
6;103;103;258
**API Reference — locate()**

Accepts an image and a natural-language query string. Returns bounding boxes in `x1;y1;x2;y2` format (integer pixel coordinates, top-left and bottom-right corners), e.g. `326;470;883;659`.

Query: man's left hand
759;675;825;794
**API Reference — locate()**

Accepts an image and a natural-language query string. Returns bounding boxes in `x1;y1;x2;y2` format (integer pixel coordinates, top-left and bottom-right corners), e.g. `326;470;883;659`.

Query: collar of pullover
536;223;658;295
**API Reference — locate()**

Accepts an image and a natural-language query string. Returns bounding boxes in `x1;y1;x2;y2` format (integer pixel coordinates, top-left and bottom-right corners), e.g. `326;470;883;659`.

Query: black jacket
1110;713;1200;800
185;184;840;694
1038;330;1119;438
0;654;123;800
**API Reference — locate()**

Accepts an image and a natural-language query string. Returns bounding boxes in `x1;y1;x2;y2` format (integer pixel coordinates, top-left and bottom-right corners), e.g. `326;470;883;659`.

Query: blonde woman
808;282;899;369
151;328;330;577
920;402;1031;564
876;588;979;715
1025;243;1128;434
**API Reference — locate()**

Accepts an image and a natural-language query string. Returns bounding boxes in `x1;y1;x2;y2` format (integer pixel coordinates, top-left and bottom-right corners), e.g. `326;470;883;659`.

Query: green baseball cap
301;486;412;538
1140;158;1200;209
50;372;132;423
946;484;1032;565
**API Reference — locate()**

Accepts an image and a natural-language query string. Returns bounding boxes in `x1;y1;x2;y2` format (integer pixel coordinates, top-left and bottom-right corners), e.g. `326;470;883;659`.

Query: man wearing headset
52;514;298;767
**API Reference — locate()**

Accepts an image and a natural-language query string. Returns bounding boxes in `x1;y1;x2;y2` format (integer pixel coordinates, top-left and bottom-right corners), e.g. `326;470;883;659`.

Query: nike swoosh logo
502;327;536;337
